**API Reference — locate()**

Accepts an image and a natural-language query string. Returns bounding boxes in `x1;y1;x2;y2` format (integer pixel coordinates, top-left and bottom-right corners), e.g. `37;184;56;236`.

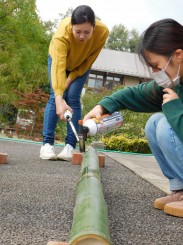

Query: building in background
86;49;151;91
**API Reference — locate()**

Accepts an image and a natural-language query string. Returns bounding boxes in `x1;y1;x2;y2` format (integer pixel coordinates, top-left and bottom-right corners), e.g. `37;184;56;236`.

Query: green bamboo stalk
69;146;112;245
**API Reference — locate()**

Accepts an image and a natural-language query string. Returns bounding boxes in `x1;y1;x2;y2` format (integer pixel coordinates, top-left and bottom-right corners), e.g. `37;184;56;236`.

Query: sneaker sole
40;155;57;160
164;203;183;217
153;200;166;210
57;156;72;161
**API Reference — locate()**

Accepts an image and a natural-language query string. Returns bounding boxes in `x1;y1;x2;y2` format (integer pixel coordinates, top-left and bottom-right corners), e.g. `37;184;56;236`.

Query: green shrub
101;135;151;154
55;120;67;142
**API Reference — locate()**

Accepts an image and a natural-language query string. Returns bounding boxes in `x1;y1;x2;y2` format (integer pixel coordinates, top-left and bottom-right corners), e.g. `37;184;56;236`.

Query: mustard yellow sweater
49;17;109;96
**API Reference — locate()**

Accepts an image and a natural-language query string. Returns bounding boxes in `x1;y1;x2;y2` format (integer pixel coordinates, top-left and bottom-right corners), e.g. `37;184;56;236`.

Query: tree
59;7;73;20
14;88;49;140
0;0;50;105
105;24;140;52
128;28;140;53
106;24;129;51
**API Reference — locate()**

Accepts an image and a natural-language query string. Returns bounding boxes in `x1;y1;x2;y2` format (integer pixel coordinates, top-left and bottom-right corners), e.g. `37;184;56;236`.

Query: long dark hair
71;5;95;27
138;18;183;65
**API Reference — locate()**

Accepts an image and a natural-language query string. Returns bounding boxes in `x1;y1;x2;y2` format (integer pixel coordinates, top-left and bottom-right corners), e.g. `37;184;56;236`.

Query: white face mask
152;56;180;88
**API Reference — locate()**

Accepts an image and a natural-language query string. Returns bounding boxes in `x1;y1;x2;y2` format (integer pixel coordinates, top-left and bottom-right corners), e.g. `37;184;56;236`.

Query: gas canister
83;111;123;136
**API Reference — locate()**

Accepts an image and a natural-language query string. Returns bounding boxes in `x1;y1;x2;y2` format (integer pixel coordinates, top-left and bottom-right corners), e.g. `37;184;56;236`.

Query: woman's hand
83;105;105;123
55;95;73;121
162;88;179;104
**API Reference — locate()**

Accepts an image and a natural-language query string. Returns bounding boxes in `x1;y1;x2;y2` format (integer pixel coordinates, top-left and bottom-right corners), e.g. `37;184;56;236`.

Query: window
88;74;103;89
106;76;121;89
88;78;95;88
87;74;122;90
106;80;113;89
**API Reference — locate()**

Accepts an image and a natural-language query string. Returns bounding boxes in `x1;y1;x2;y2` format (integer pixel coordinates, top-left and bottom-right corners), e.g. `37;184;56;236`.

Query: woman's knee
66;95;81;108
156;116;173;145
145;112;164;136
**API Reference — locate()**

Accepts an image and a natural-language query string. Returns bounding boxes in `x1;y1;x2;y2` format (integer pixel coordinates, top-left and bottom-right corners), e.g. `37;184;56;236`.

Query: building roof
91;49;151;79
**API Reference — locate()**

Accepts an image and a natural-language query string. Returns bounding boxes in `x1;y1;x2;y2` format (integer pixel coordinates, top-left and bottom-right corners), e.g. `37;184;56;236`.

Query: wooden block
72;152;83;165
0;153;8;164
72;151;105;167
98;154;105;167
47;242;68;245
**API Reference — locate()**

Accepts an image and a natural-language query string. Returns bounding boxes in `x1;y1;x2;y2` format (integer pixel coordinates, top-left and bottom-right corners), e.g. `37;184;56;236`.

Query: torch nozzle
64;110;79;142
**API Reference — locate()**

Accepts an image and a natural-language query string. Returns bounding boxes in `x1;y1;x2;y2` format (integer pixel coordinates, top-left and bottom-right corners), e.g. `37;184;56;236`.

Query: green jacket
98;80;183;143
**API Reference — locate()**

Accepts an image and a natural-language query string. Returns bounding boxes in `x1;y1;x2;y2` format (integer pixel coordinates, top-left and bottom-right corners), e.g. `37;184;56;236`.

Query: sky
36;0;183;34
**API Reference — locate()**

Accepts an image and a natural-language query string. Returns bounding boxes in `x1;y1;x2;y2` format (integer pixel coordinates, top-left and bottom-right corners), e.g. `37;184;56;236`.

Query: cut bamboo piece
69;146;112;245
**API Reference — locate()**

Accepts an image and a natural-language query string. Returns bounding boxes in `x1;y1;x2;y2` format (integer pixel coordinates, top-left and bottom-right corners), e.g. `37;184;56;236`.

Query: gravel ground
0;138;183;245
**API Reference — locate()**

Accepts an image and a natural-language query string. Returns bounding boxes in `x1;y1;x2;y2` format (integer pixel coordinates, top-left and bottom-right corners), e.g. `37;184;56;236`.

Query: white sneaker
40;143;57;160
57;144;74;161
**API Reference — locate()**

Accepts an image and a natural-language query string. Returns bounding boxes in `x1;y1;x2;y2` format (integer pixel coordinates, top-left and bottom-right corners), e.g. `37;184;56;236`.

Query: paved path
103;151;169;194
0;138;182;245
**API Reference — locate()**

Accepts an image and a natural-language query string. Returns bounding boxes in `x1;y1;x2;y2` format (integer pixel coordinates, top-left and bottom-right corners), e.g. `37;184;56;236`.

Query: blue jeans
42;55;90;148
145;112;183;191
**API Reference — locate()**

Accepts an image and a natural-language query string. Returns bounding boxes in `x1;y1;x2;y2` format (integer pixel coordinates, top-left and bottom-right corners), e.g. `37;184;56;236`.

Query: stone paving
1;138;183;245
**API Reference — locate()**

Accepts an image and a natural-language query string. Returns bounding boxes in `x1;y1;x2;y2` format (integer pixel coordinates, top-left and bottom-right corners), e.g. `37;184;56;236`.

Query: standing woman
83;19;183;217
40;5;109;161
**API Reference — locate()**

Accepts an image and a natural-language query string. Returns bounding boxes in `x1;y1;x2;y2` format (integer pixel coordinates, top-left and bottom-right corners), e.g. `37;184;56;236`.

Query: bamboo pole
69;146;112;245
